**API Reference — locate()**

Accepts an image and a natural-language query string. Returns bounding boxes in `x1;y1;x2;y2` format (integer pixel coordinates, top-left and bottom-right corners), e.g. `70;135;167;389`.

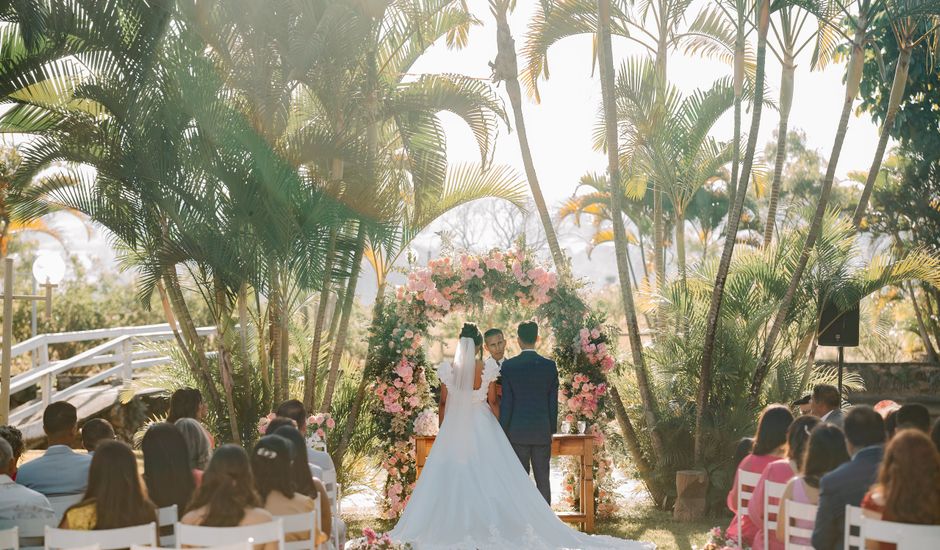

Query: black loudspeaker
817;301;860;347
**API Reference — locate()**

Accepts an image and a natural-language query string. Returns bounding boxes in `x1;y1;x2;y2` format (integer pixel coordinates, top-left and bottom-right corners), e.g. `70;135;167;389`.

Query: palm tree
489;0;568;276
748;0;876;403
696;0;777;464
597;0;664;498
852;0;940;228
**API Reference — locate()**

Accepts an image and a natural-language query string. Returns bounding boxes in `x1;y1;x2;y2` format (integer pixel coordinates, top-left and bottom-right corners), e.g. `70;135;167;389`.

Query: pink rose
326;417;335;429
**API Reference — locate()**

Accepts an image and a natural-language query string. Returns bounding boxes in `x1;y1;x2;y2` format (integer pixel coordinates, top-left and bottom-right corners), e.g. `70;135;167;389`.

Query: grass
342;504;718;549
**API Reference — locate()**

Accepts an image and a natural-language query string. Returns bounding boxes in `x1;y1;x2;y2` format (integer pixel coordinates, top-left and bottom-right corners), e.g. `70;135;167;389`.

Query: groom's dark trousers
499;349;559;504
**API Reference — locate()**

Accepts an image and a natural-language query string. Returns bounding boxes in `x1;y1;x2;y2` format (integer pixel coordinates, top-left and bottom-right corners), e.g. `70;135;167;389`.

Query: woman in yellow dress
60;440;157;531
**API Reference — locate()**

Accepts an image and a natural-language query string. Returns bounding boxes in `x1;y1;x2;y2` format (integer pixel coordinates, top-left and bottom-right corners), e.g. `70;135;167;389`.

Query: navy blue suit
499;349;559;503
811;445;884;550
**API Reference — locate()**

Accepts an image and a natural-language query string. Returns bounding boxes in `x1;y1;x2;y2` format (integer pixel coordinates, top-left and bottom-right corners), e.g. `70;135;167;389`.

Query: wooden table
414;433;595;533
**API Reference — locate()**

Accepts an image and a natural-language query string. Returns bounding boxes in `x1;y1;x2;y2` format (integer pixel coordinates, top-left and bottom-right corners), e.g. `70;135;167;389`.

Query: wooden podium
414;433;595;533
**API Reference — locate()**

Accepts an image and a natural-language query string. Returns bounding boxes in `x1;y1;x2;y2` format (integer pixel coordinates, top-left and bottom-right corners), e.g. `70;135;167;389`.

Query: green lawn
342;505;717;549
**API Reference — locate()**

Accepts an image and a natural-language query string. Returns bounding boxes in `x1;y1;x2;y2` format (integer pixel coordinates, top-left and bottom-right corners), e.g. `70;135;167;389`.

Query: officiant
483;327;507;417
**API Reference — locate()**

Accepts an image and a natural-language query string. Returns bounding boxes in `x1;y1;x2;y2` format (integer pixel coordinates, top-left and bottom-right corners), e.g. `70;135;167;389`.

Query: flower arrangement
702;527;748;550
305;413;335;442
257;412;277;435
346;529;413;550
413;409;439;437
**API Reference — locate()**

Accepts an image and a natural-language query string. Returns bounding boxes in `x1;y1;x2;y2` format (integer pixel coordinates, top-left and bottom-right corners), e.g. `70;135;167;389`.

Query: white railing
8;323;215;425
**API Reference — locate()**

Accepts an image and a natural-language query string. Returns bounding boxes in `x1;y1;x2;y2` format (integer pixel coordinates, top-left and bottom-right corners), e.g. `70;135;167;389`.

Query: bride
389;323;654;549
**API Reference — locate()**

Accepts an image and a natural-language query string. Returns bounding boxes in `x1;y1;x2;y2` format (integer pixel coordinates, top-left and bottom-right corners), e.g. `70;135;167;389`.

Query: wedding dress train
388;338;654;550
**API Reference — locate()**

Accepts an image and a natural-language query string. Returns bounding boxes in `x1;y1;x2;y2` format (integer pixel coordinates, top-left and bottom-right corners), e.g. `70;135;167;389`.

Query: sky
18;0;885;295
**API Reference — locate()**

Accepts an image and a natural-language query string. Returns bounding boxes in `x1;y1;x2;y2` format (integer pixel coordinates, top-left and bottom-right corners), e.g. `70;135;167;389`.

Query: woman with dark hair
141;423;197;509
748;415;820;550
167;388;214;450
181;445;275;549
776;424;849;545
176;417;211;482
273;425;332;537
861;430;940;550
726;405;794;546
252;435;327;545
60;440;157;530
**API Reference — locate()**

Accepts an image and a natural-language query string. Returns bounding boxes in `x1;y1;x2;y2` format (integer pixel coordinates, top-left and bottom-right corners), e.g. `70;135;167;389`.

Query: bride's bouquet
413;409;439;436
346;529;413;550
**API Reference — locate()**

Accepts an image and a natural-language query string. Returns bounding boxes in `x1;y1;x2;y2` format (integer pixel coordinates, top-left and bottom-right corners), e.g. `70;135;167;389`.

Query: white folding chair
859;515;940;549
782;499;817;550
174;520;284;548
46;496;83;526
0;518;57;550
44;522;157;550
156;505;178;547
762;480;787;550
845;504;865;550
132;544;250;550
736;470;762;547
0;527;18;550
279;510;319;550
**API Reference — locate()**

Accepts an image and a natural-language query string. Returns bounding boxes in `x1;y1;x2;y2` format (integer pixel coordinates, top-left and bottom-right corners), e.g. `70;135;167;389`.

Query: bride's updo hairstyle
459;322;483;347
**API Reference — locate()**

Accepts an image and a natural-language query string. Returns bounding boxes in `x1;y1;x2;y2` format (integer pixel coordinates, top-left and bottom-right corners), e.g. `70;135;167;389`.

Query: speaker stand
837;346;844;398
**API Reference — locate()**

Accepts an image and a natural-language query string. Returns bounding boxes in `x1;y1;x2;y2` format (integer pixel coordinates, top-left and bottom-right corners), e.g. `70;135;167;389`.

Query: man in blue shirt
16;402;91;496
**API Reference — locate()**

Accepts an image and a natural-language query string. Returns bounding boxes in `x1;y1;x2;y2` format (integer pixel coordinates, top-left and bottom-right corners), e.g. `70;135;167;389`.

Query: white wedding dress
387;338;655;550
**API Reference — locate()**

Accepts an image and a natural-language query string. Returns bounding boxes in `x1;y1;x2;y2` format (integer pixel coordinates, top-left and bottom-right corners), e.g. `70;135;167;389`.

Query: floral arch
368;247;622;519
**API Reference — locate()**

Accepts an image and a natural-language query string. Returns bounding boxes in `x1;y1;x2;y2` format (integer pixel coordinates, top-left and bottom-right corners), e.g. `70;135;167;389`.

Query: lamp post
1;253;62;423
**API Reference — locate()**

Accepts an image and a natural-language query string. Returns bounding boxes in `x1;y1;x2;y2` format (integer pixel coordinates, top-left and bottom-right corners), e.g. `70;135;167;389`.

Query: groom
499;321;559;504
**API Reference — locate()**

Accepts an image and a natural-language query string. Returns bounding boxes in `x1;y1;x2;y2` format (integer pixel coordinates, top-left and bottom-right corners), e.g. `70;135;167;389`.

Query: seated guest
167;388;214;448
777;424;850;545
861;430;940;550
749;415;820;550
181;445;276;550
812;405;885;550
0;438;54;525
60;440;157;530
265;417;324;480
733;437;754;471
931;418;940;453
80;418;115;453
895;403;930;433
141;423;197;509
176;417;211;484
884;409;899;440
252;435;327;546
273;426;332;538
275;400;336;481
0;426;24;480
16;402;91;496
727;405;794;546
791;395;812;416
810;384;843;427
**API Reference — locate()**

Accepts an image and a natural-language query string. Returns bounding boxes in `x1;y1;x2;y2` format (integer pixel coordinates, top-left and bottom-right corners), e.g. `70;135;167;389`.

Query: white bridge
7;324;214;440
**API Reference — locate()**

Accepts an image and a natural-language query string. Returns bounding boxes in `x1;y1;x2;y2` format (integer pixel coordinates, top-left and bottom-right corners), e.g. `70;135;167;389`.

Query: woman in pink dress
776;424;849;546
749;415;820;550
727;405;794;546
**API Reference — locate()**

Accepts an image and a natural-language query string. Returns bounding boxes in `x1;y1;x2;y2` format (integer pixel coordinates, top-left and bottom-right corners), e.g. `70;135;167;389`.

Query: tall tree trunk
726;3;745;219
256;287;271;408
304;228;338;410
491;2;567;276
321;227;366;413
609;384;665;504
908;281;939;362
214;276;241;444
695;0;772;463
852;45;912;228
597;0;665;466
676;209;687;287
748;17;869;406
269;270;284;403
336;283;386;474
763;55;796;247
163;267;223;415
